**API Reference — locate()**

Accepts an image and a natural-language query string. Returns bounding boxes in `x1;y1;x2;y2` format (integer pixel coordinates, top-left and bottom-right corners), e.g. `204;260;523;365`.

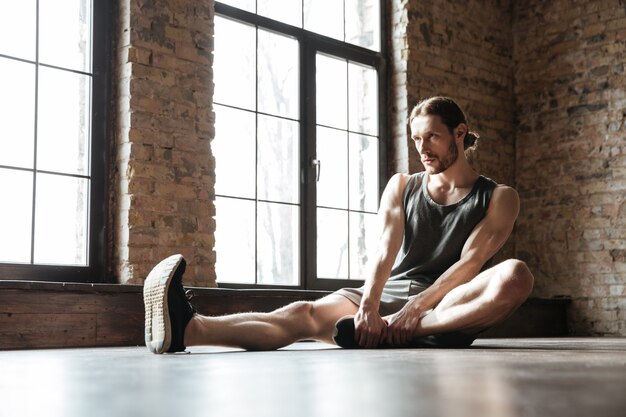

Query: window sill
0;281;331;350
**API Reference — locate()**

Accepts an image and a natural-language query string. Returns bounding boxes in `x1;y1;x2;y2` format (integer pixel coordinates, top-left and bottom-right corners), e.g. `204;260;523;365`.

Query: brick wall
389;0;516;260
388;0;411;174
514;0;626;335
112;0;216;286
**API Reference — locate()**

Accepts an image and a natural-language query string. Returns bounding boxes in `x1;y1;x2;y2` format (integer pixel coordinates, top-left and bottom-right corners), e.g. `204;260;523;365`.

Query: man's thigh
432;260;511;306
427;259;532;332
442;259;531;304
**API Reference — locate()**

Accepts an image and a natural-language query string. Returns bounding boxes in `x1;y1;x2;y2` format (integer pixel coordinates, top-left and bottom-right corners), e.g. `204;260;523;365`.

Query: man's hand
354;306;388;348
384;299;427;346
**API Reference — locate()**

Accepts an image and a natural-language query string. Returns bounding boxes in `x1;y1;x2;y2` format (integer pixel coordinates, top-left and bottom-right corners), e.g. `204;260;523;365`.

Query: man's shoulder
477;174;517;195
492;183;518;197
391;172;424;186
388;172;425;195
391;172;410;181
488;184;520;214
382;173;424;207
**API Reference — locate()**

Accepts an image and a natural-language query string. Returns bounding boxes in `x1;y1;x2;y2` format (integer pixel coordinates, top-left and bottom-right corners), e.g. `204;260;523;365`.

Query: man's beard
426;138;459;174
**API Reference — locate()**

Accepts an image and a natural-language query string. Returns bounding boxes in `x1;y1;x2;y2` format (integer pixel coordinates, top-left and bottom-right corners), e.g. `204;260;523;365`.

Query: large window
0;0;109;282
213;1;385;290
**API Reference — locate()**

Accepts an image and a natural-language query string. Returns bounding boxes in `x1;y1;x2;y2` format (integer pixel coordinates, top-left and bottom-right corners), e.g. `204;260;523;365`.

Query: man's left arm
384;185;520;345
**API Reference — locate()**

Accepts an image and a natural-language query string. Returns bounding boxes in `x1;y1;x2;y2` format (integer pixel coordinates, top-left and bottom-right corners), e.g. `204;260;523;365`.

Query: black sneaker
143;254;195;354
332;315;476;349
332;315;362;349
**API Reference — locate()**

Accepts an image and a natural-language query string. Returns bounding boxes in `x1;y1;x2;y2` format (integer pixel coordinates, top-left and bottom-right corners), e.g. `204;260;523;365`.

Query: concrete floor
1;338;625;417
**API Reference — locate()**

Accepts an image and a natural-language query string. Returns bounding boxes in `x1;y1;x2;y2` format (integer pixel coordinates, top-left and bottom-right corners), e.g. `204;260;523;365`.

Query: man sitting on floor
143;96;534;353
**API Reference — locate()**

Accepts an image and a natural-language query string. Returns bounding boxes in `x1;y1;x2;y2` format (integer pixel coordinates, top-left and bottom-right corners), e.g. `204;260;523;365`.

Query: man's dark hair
409;96;479;151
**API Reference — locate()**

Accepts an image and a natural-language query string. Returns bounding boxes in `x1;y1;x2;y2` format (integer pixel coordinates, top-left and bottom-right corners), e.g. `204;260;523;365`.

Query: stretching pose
143;96;534;353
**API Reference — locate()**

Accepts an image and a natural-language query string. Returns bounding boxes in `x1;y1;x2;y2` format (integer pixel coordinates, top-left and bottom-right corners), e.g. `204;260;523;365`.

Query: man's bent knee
490;259;534;307
274;295;358;343
282;301;317;339
283;301;315;321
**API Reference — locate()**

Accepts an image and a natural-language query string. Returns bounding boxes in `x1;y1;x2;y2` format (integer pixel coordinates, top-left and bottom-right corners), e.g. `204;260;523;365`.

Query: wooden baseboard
0;281;569;350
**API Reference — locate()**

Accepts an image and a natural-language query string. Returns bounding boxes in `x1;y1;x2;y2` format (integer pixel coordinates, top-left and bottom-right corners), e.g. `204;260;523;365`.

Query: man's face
410;115;459;174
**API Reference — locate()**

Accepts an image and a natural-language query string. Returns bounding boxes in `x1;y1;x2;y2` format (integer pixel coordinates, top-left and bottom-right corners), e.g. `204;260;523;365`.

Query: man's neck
428;158;478;192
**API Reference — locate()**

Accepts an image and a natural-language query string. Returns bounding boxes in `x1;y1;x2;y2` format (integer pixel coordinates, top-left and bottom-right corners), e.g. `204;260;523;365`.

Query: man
143;96;534;354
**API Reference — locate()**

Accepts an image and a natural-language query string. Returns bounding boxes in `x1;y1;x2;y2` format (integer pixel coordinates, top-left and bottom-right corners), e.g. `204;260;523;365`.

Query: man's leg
184;294;358;351
144;254;359;353
401;259;534;339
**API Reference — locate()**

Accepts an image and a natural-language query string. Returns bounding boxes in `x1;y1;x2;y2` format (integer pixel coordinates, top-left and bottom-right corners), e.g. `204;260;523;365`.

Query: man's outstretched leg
143;254;358;353
183;294;356;350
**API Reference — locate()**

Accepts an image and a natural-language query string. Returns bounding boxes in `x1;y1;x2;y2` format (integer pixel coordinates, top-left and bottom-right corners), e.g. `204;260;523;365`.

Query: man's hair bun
464;131;479;150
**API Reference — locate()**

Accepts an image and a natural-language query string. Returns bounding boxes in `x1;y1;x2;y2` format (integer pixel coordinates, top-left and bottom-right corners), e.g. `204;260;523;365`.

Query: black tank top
389;172;497;285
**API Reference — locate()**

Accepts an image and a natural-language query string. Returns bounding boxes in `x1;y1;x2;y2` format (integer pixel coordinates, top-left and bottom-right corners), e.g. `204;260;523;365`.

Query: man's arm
353;173;408;348
384;184;520;345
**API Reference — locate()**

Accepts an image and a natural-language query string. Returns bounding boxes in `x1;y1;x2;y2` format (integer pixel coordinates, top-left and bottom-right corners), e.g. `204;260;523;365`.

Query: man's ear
454;123;468;143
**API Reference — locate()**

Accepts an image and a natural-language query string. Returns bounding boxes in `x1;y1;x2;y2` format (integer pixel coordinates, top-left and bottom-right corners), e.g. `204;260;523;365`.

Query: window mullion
29;0;41;264
302;37;317;290
254;25;259;286
345;58;351;281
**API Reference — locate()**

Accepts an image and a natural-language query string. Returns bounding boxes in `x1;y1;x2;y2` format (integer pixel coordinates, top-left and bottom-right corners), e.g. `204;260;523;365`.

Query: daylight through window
213;1;385;289
0;0;100;273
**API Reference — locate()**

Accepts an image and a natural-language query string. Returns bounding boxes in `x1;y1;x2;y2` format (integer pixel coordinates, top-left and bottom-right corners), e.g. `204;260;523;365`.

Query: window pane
304;0;343;41
218;0;255;13
0;1;36;61
214;105;255;199
33;173;89;265
0;168;33;263
214;17;256;110
345;0;380;51
349;134;378;212
258;29;299;119
215;197;255;284
39;0;92;72
349;212;377;280
257;202;299;286
316;54;347;129
0;58;35;169
317;208;348;279
258;0;302;27
258;115;299;204
37;67;91;175
349;62;378;135
316;126;347;209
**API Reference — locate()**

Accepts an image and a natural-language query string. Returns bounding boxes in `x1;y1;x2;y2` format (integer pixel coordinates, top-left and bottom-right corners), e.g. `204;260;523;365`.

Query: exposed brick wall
112;0;216;286
388;0;516;260
513;0;626;335
388;0;411;174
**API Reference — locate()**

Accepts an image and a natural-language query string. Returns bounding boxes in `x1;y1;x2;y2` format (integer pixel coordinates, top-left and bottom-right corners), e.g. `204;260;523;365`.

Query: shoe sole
143;254;184;354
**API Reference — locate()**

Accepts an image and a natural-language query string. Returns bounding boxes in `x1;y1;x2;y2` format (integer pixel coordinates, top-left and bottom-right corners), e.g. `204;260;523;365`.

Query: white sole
143;254;184;354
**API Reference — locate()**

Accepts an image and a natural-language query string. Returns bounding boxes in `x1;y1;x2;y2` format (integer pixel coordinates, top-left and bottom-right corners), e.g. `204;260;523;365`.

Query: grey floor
1;338;625;417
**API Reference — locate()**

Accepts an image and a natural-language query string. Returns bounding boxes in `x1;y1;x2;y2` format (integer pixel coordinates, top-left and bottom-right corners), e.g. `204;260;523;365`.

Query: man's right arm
353;173;408;348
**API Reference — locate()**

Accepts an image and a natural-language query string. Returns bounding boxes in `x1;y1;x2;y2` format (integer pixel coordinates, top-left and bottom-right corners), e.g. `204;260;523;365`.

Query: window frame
0;0;111;283
215;1;388;291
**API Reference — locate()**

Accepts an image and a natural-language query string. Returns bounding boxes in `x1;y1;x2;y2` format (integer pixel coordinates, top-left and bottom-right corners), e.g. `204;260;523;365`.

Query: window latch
311;159;321;181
